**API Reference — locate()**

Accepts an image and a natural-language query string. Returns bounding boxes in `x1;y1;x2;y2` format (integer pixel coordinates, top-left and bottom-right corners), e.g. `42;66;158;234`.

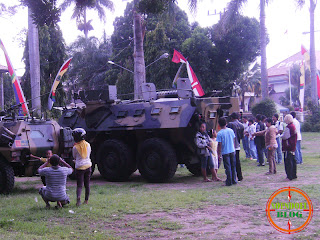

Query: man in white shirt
242;116;250;159
272;113;284;164
290;112;303;164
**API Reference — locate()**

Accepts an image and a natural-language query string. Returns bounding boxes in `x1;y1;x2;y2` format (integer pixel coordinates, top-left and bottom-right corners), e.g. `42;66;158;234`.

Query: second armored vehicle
59;79;239;183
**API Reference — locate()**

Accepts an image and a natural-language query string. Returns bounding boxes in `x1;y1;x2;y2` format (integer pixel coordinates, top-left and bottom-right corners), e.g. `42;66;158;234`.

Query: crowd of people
195;111;302;186
34;128;92;208
34;112;302;207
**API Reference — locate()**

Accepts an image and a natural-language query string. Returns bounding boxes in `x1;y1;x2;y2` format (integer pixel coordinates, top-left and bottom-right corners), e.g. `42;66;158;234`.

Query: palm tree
60;0;114;38
131;0;199;99
225;0;268;99
235;63;261;108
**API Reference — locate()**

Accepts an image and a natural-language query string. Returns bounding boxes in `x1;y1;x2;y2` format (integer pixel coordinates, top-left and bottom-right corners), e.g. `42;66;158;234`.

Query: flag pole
289;67;292;106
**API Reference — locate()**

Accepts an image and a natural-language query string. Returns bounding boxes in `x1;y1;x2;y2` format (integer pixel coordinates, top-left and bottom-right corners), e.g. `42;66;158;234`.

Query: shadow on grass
8;186;38;195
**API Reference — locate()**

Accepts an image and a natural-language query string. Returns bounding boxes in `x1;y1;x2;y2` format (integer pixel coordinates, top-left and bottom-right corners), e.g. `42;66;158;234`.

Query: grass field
1;132;319;239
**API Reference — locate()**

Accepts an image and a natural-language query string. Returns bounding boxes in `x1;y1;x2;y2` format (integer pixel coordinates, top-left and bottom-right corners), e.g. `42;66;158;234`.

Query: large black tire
185;157;212;177
97;139;136;181
185;162;202;176
0;159;15;194
137;138;177;182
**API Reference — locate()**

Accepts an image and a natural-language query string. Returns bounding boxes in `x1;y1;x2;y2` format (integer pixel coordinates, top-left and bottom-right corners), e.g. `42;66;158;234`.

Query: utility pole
310;0;318;105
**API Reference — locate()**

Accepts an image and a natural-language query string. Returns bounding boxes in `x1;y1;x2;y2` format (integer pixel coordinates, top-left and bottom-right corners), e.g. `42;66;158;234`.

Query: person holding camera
38;154;73;208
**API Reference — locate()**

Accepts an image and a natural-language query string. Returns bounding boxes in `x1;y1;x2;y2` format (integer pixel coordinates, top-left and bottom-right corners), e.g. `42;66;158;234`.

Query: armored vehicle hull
0;119;73;194
59;87;239;183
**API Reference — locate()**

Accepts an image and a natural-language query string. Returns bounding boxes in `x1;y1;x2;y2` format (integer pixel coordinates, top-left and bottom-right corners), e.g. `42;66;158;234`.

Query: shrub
301;102;320;132
251;98;277;118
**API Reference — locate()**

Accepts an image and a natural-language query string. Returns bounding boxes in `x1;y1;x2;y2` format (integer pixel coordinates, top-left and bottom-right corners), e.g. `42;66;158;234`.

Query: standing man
242;116;250;159
248;118;257;160
272;114;284;164
227;112;244;182
217;117;237;186
281;114;297;180
255;114;266;166
290;112;303;164
253;118;278;174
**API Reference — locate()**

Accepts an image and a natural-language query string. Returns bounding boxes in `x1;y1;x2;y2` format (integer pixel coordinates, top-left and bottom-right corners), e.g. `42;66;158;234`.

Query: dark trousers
235;150;243;181
222;152;237;186
284;151;297;180
76;168;91;201
256;143;265;165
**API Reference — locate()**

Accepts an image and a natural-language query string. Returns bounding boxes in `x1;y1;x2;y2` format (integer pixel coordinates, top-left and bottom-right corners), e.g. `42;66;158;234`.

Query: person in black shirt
227;112;244;181
255;114;266;166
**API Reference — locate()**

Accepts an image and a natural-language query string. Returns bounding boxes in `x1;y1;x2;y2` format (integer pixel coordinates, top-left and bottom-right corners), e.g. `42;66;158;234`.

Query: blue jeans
200;155;214;169
242;136;250;158
256;143;265;165
295;140;303;164
275;137;282;163
222;152;237;186
249;140;257;159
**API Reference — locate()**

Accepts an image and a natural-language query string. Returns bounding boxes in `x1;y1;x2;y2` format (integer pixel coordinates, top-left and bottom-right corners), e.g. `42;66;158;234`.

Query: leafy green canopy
66;35;113;91
110;2;260;97
21;0;61;26
251;98;277;118
22;25;67;117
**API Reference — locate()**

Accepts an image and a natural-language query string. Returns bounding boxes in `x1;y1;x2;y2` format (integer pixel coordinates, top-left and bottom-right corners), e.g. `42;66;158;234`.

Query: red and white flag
171;49;204;97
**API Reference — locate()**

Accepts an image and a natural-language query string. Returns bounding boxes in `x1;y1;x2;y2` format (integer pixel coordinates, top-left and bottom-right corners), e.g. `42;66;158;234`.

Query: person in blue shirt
217;117;237;186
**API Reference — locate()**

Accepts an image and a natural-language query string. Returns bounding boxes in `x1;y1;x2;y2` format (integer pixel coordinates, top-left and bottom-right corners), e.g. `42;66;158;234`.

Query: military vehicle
59;79;239;183
0;110;74;194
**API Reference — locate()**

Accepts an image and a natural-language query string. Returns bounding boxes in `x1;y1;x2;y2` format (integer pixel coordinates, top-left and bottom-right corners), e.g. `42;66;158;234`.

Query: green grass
1;132;320;239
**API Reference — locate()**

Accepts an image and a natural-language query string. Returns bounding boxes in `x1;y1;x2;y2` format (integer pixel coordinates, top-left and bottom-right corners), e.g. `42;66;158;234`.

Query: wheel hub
145;152;161;170
105;152;118;169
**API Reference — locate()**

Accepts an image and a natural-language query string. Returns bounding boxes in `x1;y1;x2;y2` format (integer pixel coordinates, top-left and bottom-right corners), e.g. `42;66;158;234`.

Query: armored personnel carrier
59;79;239;183
0;111;74;194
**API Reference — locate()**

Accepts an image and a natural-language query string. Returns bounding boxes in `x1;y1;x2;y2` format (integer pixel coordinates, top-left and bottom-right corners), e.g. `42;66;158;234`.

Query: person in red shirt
281;114;297;180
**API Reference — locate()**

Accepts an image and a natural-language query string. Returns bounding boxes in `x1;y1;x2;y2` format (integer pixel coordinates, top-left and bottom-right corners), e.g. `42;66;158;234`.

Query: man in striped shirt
38;154;73;208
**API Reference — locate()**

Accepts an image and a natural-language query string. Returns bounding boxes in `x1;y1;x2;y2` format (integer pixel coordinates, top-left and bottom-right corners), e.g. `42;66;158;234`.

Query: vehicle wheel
137;138;177;182
185;157;212;177
97;139;136;181
185;162;202;176
0;159;15;194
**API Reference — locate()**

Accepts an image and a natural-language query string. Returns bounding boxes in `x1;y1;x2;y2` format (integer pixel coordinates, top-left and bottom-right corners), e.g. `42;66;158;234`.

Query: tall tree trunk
260;0;268;99
133;0;146;99
310;0;317;104
28;8;41;116
0;73;3;110
84;7;88;38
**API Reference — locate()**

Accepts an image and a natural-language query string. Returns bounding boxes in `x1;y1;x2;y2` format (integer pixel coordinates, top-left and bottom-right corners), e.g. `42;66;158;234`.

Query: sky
0;0;319;76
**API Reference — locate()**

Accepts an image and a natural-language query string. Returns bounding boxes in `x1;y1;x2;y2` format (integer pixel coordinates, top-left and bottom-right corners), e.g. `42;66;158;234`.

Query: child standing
216;117;237;186
195;123;221;182
209;129;220;175
72;128;92;206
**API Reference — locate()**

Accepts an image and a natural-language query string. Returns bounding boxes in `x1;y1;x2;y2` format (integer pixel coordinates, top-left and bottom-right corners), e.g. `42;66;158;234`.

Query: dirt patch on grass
104;204;318;240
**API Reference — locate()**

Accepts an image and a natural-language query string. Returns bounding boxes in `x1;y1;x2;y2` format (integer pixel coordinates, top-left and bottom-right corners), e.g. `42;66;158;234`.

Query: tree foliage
60;0;114;38
109;3;260;98
251;98;277;118
66;36;113;92
182;16;260;95
21;24;67;115
21;0;61;26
